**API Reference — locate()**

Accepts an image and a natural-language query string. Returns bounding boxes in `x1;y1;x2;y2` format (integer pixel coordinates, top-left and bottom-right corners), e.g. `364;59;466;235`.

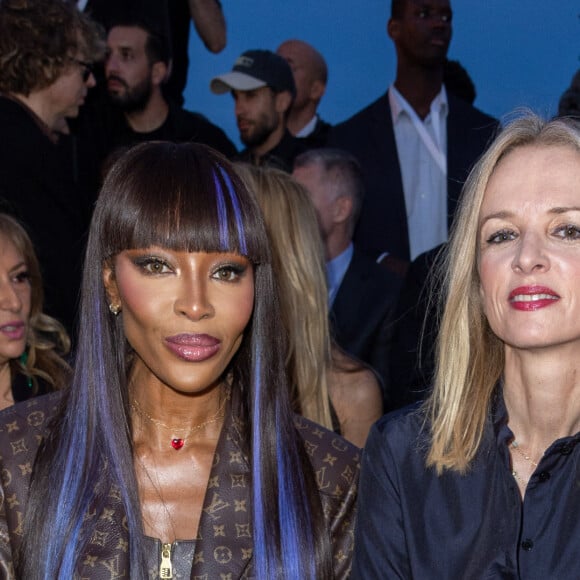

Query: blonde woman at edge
352;115;580;579
237;164;382;447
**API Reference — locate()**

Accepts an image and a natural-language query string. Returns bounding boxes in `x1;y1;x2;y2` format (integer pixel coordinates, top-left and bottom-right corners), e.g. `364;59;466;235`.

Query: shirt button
538;471;551;482
559;443;574;455
521;539;534;551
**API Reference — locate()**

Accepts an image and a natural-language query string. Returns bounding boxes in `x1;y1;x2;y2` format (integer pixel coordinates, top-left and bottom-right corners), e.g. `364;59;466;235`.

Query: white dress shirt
389;85;448;260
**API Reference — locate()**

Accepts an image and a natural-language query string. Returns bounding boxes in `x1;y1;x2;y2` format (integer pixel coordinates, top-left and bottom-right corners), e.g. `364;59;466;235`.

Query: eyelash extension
213;262;247;279
132;255;170;273
220;262;246;273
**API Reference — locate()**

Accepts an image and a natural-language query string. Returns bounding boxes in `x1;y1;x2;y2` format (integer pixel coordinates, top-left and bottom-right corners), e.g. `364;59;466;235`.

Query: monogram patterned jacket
0;393;360;579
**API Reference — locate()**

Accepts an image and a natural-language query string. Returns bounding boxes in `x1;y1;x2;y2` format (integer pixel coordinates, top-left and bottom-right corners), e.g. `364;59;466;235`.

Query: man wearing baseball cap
211;49;306;171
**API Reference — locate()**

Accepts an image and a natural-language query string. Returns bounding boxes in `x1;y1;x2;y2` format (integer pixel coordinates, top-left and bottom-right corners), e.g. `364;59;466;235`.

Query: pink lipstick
508;285;559;311
0;321;26;341
164;333;221;362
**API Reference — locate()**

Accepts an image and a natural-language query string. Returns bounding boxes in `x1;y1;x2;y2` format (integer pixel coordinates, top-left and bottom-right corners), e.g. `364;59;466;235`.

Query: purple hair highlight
251;338;315;578
213;173;229;250
218;167;248;255
250;351;271;575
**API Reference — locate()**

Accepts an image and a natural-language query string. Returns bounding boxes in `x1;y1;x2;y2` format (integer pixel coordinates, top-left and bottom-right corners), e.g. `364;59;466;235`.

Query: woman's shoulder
294;414;361;497
366;402;429;461
0;392;62;450
0;390;62;419
328;350;382;409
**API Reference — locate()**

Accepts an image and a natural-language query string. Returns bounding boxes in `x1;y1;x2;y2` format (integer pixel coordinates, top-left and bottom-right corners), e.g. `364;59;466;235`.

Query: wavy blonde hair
235;164;334;430
426;114;580;473
0;214;71;393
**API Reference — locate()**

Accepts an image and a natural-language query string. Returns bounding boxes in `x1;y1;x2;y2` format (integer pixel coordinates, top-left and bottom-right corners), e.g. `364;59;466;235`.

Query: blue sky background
183;1;579;149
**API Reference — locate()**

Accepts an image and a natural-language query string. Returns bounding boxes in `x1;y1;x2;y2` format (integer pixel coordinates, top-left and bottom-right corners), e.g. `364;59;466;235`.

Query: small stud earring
109;303;121;316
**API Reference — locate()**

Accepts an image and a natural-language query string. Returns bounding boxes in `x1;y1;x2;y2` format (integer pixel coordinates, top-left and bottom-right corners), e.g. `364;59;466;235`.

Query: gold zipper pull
160;542;173;579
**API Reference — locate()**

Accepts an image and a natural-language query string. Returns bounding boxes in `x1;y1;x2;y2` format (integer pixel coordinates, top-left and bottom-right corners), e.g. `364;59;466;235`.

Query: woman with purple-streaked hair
0;142;359;578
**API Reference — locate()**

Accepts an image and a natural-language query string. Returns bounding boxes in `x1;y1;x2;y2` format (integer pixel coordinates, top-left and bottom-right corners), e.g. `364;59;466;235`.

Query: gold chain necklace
510;440;539;468
511;468;527;486
131;387;229;450
510;439;541;487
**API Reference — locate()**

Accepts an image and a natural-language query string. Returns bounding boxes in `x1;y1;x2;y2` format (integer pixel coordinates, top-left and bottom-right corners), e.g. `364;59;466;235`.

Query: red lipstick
164;333;221;362
508;285;560;311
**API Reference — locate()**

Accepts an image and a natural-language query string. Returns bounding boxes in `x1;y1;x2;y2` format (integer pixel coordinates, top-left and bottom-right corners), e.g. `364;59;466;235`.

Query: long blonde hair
426;114;580;473
0;214;71;392
235;164;334;430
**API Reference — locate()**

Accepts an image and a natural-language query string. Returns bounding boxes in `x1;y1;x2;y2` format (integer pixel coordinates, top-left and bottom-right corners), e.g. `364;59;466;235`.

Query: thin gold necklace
511;468;528;487
131;387;229;450
511;440;540;468
510;439;541;487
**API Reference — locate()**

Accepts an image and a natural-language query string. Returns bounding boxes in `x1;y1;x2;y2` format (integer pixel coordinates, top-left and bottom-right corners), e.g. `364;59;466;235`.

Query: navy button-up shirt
352;395;580;579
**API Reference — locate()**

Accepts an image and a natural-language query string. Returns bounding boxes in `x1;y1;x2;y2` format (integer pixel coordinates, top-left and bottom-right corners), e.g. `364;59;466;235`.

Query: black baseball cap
210;49;296;98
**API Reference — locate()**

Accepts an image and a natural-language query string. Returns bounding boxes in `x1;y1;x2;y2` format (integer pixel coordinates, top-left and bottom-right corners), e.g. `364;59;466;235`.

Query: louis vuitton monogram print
0;393;360;579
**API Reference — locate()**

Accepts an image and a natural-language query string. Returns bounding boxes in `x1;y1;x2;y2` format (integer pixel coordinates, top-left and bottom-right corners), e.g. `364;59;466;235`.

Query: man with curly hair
0;0;104;334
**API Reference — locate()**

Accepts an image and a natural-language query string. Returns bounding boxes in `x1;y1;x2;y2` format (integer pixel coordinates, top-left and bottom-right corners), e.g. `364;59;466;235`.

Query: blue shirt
353;393;580;579
326;243;353;307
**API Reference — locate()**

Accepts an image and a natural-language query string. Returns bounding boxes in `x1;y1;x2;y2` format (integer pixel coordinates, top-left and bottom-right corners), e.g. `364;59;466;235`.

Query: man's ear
151;60;169;86
274;91;293;115
387;18;399;41
333;195;354;225
103;260;121;309
309;79;325;102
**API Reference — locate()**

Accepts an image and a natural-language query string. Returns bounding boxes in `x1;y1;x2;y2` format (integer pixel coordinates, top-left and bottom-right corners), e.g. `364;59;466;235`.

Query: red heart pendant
171;438;184;450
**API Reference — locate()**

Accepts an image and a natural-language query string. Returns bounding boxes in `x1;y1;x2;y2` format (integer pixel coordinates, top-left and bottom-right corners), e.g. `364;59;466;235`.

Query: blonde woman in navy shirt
353;115;580;579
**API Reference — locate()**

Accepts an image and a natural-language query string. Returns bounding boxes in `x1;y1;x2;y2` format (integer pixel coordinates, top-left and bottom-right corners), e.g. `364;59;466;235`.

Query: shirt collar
326;243;354;305
389;84;448;123
295;114;318;138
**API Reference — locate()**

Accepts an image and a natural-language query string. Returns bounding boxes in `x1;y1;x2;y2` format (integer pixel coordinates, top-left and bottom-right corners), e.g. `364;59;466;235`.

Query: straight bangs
95;142;268;266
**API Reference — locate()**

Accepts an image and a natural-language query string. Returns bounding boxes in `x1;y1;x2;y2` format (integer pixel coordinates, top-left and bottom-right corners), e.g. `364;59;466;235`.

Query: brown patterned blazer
0;393;360;579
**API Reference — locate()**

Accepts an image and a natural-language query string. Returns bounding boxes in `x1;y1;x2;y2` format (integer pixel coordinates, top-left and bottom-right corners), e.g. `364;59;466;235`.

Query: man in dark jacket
293;148;402;403
0;0;104;334
329;0;498;265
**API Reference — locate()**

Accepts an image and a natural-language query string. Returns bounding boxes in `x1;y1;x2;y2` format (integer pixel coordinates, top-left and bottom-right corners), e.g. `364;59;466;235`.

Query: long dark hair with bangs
16;143;330;578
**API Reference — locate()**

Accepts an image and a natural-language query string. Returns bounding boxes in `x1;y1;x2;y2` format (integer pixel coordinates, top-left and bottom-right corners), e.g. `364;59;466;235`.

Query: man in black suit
293;149;402;403
328;0;498;265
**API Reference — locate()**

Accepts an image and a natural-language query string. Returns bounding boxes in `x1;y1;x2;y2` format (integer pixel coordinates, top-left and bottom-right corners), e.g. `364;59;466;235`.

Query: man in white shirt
328;0;498;264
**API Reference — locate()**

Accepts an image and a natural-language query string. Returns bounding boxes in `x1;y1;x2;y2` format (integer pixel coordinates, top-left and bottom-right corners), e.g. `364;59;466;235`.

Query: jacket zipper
160;542;173;578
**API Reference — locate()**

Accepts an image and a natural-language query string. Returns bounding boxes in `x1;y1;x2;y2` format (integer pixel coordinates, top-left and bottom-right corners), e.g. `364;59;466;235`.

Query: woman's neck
129;369;229;453
0;364;14;411
503;345;580;451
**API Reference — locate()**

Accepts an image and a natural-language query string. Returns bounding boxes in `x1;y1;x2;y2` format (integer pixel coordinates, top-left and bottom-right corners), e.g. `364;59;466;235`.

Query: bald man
277;39;331;148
